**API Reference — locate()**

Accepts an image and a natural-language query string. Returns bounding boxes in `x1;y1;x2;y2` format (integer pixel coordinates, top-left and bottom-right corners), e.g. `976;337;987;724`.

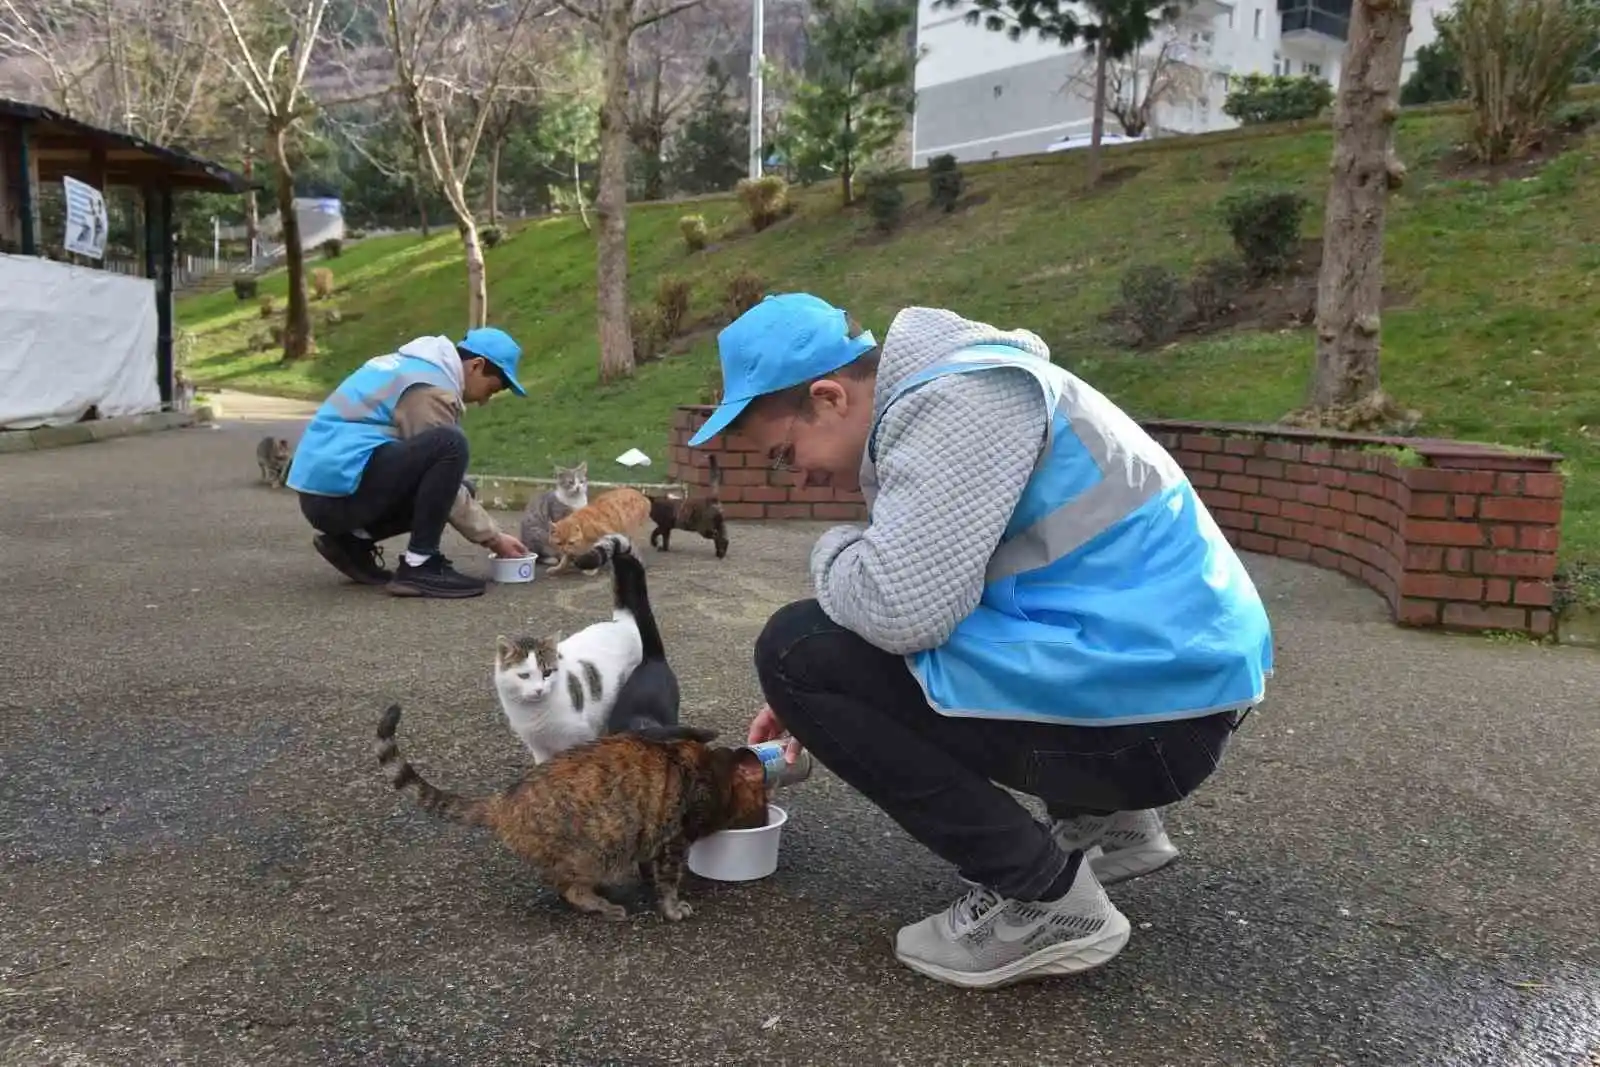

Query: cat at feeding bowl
518;462;588;565
375;704;767;921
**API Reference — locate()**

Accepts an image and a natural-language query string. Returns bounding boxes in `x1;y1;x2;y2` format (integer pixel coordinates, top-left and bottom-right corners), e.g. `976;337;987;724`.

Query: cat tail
607;535;668;663
630;723;719;744
375;704;494;828
707;454;722;499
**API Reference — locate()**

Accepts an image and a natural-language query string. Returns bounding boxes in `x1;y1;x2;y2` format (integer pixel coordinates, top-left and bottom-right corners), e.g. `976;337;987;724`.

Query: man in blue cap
690;294;1273;990
289;328;531;599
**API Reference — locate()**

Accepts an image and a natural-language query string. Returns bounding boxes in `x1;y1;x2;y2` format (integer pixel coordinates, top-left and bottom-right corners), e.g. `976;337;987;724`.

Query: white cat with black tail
494;533;677;762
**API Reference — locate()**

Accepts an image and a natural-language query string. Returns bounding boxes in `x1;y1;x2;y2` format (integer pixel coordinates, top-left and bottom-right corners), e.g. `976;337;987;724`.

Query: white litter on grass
615;448;651;467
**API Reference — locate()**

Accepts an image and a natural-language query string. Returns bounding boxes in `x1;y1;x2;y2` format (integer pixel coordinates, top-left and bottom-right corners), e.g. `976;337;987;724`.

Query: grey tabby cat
256;435;293;488
519;462;588;565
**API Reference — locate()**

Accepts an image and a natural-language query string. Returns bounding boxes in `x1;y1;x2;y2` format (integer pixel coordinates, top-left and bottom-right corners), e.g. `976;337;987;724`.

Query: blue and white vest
287;352;461;497
863;344;1274;727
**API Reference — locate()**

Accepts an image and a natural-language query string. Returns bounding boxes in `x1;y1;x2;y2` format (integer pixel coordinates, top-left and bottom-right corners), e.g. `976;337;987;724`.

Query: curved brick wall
669;406;1564;637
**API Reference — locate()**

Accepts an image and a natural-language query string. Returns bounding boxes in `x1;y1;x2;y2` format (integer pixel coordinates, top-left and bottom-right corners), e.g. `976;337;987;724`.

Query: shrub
927;153;965;213
311;267;334;300
1444;0;1600;163
233;277;258;301
1119;264;1184;346
1189;256;1250;324
864;173;906;234
1222;74;1336;125
680;214;709;252
480;226;503;248
724;270;767;321
320;237;342;258
1218;189;1310;278
347;228;368;240
258;294;276;319
735;175;789;231
653;276;692;339
631;307;664;363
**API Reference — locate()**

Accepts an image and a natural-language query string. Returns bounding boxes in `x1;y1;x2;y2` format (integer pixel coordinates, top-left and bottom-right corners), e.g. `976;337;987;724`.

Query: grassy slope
179;110;1600;562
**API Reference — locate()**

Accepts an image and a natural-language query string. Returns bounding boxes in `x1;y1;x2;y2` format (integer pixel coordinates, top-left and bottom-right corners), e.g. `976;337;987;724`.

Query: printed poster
63;176;109;260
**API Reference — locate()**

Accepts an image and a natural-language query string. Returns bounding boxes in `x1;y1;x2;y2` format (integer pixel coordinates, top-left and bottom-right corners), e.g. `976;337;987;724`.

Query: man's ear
808;378;849;416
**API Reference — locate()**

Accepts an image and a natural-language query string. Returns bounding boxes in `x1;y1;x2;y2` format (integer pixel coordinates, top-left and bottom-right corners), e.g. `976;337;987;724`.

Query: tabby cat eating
519;462;588;565
376;704;766;921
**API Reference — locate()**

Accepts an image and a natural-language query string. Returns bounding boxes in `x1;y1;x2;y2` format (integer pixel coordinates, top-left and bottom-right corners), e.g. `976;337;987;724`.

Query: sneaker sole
895;911;1132;991
387;581;487;599
313;539;391;586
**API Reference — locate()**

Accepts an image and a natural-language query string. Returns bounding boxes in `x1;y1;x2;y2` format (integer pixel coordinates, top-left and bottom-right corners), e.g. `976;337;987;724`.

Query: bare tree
1063;31;1202;136
212;0;335;362
1;0;229;144
556;0;704;382
625;5;732;201
385;0;556;329
1305;0;1412;425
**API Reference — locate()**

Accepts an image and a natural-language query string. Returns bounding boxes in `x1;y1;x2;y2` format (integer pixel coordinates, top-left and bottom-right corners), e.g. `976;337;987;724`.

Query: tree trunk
410;131;431;236
1087;48;1108;188
459;211;488;328
595;0;635;383
841;99;854;205
243;150;259;259
574;143;592;232
1309;0;1412;410
488;139;502;226
270;127;312;362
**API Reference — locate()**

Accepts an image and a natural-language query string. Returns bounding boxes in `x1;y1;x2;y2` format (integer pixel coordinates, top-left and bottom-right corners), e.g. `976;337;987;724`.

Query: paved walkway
2;409;1598;1067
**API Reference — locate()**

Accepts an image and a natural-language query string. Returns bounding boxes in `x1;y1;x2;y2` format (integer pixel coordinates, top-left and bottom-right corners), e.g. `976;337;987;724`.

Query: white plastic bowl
488;554;537;584
686;804;788;882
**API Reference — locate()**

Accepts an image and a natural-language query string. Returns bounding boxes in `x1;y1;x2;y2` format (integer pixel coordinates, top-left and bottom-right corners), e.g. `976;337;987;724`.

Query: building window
1253;8;1262;37
993;84;1003;97
1227;7;1234;27
1304;61;1323;77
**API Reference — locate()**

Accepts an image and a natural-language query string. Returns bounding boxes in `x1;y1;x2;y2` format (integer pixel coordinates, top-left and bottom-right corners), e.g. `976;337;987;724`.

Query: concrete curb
0;410;199;454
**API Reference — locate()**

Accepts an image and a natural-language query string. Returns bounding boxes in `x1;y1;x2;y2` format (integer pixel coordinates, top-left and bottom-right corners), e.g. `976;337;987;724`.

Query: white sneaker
1053;809;1180;885
894;866;1131;990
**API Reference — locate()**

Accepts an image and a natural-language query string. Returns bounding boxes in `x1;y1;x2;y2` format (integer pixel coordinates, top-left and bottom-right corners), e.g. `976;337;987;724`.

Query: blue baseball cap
459;327;526;396
688;293;877;447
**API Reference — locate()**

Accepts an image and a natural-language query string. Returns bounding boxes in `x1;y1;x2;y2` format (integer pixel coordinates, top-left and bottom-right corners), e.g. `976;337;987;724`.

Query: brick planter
669;406;1565;637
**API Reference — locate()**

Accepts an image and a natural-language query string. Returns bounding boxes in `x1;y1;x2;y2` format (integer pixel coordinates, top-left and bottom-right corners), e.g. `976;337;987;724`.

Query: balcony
1186;0;1235;20
1278;0;1350;44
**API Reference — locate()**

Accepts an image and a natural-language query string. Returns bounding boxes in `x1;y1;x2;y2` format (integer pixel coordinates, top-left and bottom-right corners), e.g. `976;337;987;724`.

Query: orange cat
550;487;652;574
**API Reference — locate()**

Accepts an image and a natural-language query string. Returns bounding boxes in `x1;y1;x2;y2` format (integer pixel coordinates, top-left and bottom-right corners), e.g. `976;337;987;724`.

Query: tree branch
632;0;703;31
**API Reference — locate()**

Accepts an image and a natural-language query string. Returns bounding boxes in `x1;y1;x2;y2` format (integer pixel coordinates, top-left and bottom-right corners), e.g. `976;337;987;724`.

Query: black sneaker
313;534;392;586
387;554;486;599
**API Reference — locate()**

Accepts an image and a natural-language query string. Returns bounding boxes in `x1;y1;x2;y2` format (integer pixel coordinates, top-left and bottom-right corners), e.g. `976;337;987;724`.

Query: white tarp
0;253;161;429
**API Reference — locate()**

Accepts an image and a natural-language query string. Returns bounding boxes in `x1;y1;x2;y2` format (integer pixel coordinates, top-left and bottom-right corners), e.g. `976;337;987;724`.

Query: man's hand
485;532;529;559
747;702;804;765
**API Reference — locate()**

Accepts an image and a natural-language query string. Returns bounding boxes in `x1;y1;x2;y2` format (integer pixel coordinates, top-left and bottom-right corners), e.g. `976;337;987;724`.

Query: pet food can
742;741;814;790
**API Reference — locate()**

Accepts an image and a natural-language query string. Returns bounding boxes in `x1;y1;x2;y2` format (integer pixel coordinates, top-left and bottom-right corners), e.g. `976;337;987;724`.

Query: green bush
680;214;709;252
864;173;905;234
1189;256;1250;323
232;277;258;301
1119;264;1184;346
1218;189;1311;278
927;154;965;213
320;237;343;259
735;175;790;231
654;276;692;339
1222;74;1336;125
480;226;503;248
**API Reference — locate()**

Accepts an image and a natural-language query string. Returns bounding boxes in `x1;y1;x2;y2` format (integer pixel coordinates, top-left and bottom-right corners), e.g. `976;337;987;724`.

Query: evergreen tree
776;0;917;205
667;62;750;196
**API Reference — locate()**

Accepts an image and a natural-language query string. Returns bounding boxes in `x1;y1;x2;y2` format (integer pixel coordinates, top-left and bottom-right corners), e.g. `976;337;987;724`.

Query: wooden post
15;123;36;255
143;183;175;405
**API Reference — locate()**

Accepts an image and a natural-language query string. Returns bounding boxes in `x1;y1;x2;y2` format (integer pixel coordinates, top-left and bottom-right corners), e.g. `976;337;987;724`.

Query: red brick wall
670;406;1565;637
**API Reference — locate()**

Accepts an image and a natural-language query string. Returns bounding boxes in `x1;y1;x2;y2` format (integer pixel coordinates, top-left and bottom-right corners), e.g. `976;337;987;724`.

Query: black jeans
754;599;1241;902
298;426;469;557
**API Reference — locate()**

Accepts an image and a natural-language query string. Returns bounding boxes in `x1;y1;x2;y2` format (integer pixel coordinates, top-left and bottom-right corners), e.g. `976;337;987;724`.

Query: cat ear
734;748;766;784
495;635;516;661
576;461;587;476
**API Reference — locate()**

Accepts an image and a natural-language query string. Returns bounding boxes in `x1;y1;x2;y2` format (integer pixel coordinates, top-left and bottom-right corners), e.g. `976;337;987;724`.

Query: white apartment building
910;0;1454;166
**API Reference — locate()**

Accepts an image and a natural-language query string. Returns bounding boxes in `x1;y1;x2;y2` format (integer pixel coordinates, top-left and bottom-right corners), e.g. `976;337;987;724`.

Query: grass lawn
178;107;1600;567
